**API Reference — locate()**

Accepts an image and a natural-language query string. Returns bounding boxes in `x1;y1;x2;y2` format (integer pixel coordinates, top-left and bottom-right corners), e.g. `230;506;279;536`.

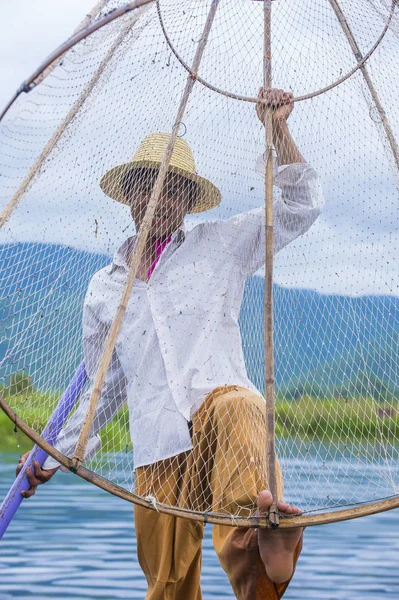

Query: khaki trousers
134;386;302;600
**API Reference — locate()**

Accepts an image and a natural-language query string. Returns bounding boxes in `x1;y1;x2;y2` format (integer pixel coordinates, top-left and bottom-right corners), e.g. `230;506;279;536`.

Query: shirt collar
110;224;186;273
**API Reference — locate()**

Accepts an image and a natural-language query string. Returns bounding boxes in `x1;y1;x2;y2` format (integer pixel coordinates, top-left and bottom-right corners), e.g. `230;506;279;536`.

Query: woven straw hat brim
100;160;221;214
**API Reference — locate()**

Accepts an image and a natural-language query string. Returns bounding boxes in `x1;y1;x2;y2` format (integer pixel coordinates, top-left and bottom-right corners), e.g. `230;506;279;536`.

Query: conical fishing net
1;0;399;526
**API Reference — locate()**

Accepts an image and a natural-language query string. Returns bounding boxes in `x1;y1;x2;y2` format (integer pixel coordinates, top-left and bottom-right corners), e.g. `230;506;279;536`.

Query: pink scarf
147;237;171;279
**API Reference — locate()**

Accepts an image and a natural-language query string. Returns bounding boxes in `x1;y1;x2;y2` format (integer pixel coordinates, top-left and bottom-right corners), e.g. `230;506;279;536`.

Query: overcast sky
0;1;101;109
1;0;399;296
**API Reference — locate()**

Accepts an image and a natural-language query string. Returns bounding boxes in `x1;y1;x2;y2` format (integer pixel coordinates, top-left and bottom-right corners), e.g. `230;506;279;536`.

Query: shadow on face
121;168;199;239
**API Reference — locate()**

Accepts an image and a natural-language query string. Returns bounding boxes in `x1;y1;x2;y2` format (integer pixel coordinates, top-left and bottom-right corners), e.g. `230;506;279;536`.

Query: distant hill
0;242;109;393
1;242;398;399
241;278;399;399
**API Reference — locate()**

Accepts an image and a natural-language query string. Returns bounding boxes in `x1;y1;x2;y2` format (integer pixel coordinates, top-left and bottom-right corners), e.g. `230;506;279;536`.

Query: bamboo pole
0;0;155;123
263;0;279;527
4;393;399;529
328;0;399;172
71;0;222;470
157;0;395;108
0;3;150;231
32;0;110;89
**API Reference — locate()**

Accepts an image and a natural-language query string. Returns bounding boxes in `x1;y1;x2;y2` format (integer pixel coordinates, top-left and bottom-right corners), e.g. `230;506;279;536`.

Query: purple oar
0;362;87;539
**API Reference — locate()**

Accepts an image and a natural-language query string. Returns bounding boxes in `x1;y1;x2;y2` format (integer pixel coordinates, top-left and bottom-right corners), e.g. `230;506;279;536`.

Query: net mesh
1;0;399;521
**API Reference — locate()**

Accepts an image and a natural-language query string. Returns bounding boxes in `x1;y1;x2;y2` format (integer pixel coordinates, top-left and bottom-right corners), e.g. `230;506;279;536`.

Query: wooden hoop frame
2;394;399;529
1;0;399;530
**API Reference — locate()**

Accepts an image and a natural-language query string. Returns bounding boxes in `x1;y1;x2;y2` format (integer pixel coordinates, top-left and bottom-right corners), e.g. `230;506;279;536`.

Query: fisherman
17;88;324;599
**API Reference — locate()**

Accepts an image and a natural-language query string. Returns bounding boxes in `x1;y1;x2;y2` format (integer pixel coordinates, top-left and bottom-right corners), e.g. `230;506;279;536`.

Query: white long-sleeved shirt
43;162;324;470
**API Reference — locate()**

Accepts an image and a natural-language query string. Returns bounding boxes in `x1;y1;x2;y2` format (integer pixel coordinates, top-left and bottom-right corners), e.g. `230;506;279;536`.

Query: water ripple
2;453;399;599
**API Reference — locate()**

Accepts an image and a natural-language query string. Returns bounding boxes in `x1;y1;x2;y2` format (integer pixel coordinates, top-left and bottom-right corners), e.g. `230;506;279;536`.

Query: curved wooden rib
0;1;153;230
2;395;399;529
31;0;110;89
0;0;155;123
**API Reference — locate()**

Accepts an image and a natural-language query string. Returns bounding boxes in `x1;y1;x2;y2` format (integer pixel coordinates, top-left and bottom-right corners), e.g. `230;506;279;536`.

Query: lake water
2;451;399;599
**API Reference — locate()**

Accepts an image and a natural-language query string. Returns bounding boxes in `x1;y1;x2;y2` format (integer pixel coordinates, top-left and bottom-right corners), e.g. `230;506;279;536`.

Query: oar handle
0;362;87;539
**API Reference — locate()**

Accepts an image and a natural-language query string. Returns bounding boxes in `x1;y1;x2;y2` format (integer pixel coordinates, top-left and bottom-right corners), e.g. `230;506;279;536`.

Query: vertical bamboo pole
0;4;150;230
328;0;399;171
263;0;279;527
72;0;222;469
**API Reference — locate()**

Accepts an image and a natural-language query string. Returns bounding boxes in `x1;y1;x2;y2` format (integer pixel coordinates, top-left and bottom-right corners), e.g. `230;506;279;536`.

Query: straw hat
100;132;221;214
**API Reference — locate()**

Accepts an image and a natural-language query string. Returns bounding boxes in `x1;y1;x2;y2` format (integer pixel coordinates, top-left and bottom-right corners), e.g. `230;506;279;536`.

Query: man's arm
256;87;305;165
216;87;324;277
41;300;128;471
17;275;129;494
17;346;128;494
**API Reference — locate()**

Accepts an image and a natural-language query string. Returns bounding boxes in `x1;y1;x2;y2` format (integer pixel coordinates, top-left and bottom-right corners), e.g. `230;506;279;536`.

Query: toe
257;490;273;515
277;501;302;516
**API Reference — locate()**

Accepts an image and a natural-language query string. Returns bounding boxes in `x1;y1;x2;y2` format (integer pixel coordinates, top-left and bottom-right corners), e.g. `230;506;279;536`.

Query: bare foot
257;490;303;584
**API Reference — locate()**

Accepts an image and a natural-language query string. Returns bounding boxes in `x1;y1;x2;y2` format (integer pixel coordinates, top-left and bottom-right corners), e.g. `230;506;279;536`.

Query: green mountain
1;242;398;400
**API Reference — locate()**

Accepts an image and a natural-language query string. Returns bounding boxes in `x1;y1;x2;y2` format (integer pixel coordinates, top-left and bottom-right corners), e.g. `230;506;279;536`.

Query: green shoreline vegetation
0;372;132;455
1;372;399;454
